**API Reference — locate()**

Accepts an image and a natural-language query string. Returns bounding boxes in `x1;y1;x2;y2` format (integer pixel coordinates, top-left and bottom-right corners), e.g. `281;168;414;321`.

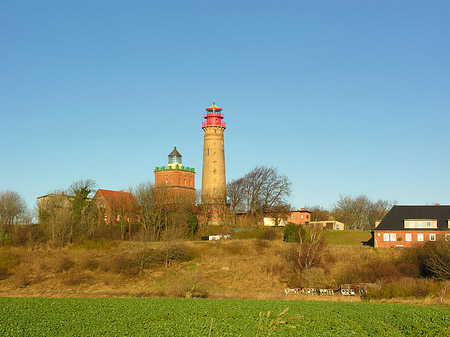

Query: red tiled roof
95;189;139;211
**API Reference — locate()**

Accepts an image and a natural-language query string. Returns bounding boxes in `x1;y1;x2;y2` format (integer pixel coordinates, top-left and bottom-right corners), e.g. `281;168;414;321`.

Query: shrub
61;271;92;286
0;252;20;270
80;257;99;271
11;225;45;247
0;252;20;279
283;224;299;242
261;228;277;241
75;238;113;250
167;270;208;298
364;278;440;300
55;256;75;273
106;254;139;277
414;241;450;280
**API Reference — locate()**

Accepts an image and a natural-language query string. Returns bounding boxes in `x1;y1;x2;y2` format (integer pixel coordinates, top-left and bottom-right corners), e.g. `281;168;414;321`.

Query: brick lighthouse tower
200;102;228;225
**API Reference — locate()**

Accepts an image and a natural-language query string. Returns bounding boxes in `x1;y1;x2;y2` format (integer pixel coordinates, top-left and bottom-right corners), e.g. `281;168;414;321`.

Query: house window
418;221;423;228
430;234;436;241
417;233;424;241
336;224;340;230
165;179;168;185
446;234;450;241
383;233;389;241
426;221;432;228
291;215;293;219
405;233;412;241
184;179;187;186
104;215;107;222
301;215;304;219
390;233;396;241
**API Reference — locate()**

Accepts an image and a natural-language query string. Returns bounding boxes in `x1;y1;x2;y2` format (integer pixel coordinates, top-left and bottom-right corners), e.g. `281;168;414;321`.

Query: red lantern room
202;102;226;128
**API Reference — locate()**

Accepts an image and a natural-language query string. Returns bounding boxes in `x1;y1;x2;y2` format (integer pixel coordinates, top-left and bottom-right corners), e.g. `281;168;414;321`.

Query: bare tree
290;226;326;271
331;195;393;230
227;178;246;225
133;182;197;240
231;166;292;223
38;194;73;247
0;190;27;236
267;202;292;228
306;205;330;222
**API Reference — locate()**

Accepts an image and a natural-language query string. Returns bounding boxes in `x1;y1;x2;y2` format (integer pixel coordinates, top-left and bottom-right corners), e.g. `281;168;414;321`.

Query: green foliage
0;298;450;336
283;223;299;242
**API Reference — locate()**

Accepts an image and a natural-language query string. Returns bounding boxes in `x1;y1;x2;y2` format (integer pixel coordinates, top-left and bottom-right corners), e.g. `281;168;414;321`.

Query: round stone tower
200;102;228;224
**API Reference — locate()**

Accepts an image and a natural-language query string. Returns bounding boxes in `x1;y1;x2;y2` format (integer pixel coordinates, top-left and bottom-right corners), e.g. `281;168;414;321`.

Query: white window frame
430;233;436;241
383;233;389;241
390;233;397;241
418;221;423;228
417;233;424;242
405;233;412;242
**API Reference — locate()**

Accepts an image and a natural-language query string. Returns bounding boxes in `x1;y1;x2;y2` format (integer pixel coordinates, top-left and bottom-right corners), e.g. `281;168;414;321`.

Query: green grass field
0;298;449;336
324;230;372;245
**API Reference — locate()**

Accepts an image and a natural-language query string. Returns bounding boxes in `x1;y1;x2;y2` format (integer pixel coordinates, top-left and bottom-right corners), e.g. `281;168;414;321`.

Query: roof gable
375;205;450;231
94;189;139;212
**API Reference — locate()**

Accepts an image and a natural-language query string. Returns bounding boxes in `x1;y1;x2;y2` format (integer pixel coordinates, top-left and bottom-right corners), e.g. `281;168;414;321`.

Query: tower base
197;202;230;226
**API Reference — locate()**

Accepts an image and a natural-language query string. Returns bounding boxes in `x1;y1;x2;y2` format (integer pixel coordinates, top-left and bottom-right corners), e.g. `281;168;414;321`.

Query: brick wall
374;230;450;248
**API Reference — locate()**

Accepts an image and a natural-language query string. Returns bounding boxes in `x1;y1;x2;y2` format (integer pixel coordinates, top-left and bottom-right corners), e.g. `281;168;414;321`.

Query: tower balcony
202;120;226;127
203;113;224;119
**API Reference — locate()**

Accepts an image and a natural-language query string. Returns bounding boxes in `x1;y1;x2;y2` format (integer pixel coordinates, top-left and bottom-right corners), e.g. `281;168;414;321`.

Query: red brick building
93;189;140;225
288;208;312;225
374;205;450;248
154;147;196;205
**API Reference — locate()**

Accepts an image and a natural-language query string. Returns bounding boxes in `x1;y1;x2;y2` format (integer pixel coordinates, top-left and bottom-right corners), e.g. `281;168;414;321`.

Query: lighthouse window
214;129;217;134
207;149;209;156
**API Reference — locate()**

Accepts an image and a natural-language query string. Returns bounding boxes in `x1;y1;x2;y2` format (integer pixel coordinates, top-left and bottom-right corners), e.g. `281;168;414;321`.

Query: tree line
1;166;396;247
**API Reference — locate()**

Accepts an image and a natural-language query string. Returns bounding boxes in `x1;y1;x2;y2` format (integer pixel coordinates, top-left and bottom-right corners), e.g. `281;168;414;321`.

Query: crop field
0;298;449;336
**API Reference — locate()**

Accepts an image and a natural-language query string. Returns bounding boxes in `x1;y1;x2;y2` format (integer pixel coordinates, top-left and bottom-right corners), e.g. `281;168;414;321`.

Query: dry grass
0;240;447;303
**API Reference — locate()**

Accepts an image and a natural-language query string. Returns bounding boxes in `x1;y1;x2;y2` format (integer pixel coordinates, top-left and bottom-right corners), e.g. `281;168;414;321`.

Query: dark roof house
373;205;450;248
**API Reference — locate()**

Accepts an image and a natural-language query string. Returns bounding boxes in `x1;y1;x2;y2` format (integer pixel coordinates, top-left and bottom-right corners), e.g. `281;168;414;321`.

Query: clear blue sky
1;0;449;211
